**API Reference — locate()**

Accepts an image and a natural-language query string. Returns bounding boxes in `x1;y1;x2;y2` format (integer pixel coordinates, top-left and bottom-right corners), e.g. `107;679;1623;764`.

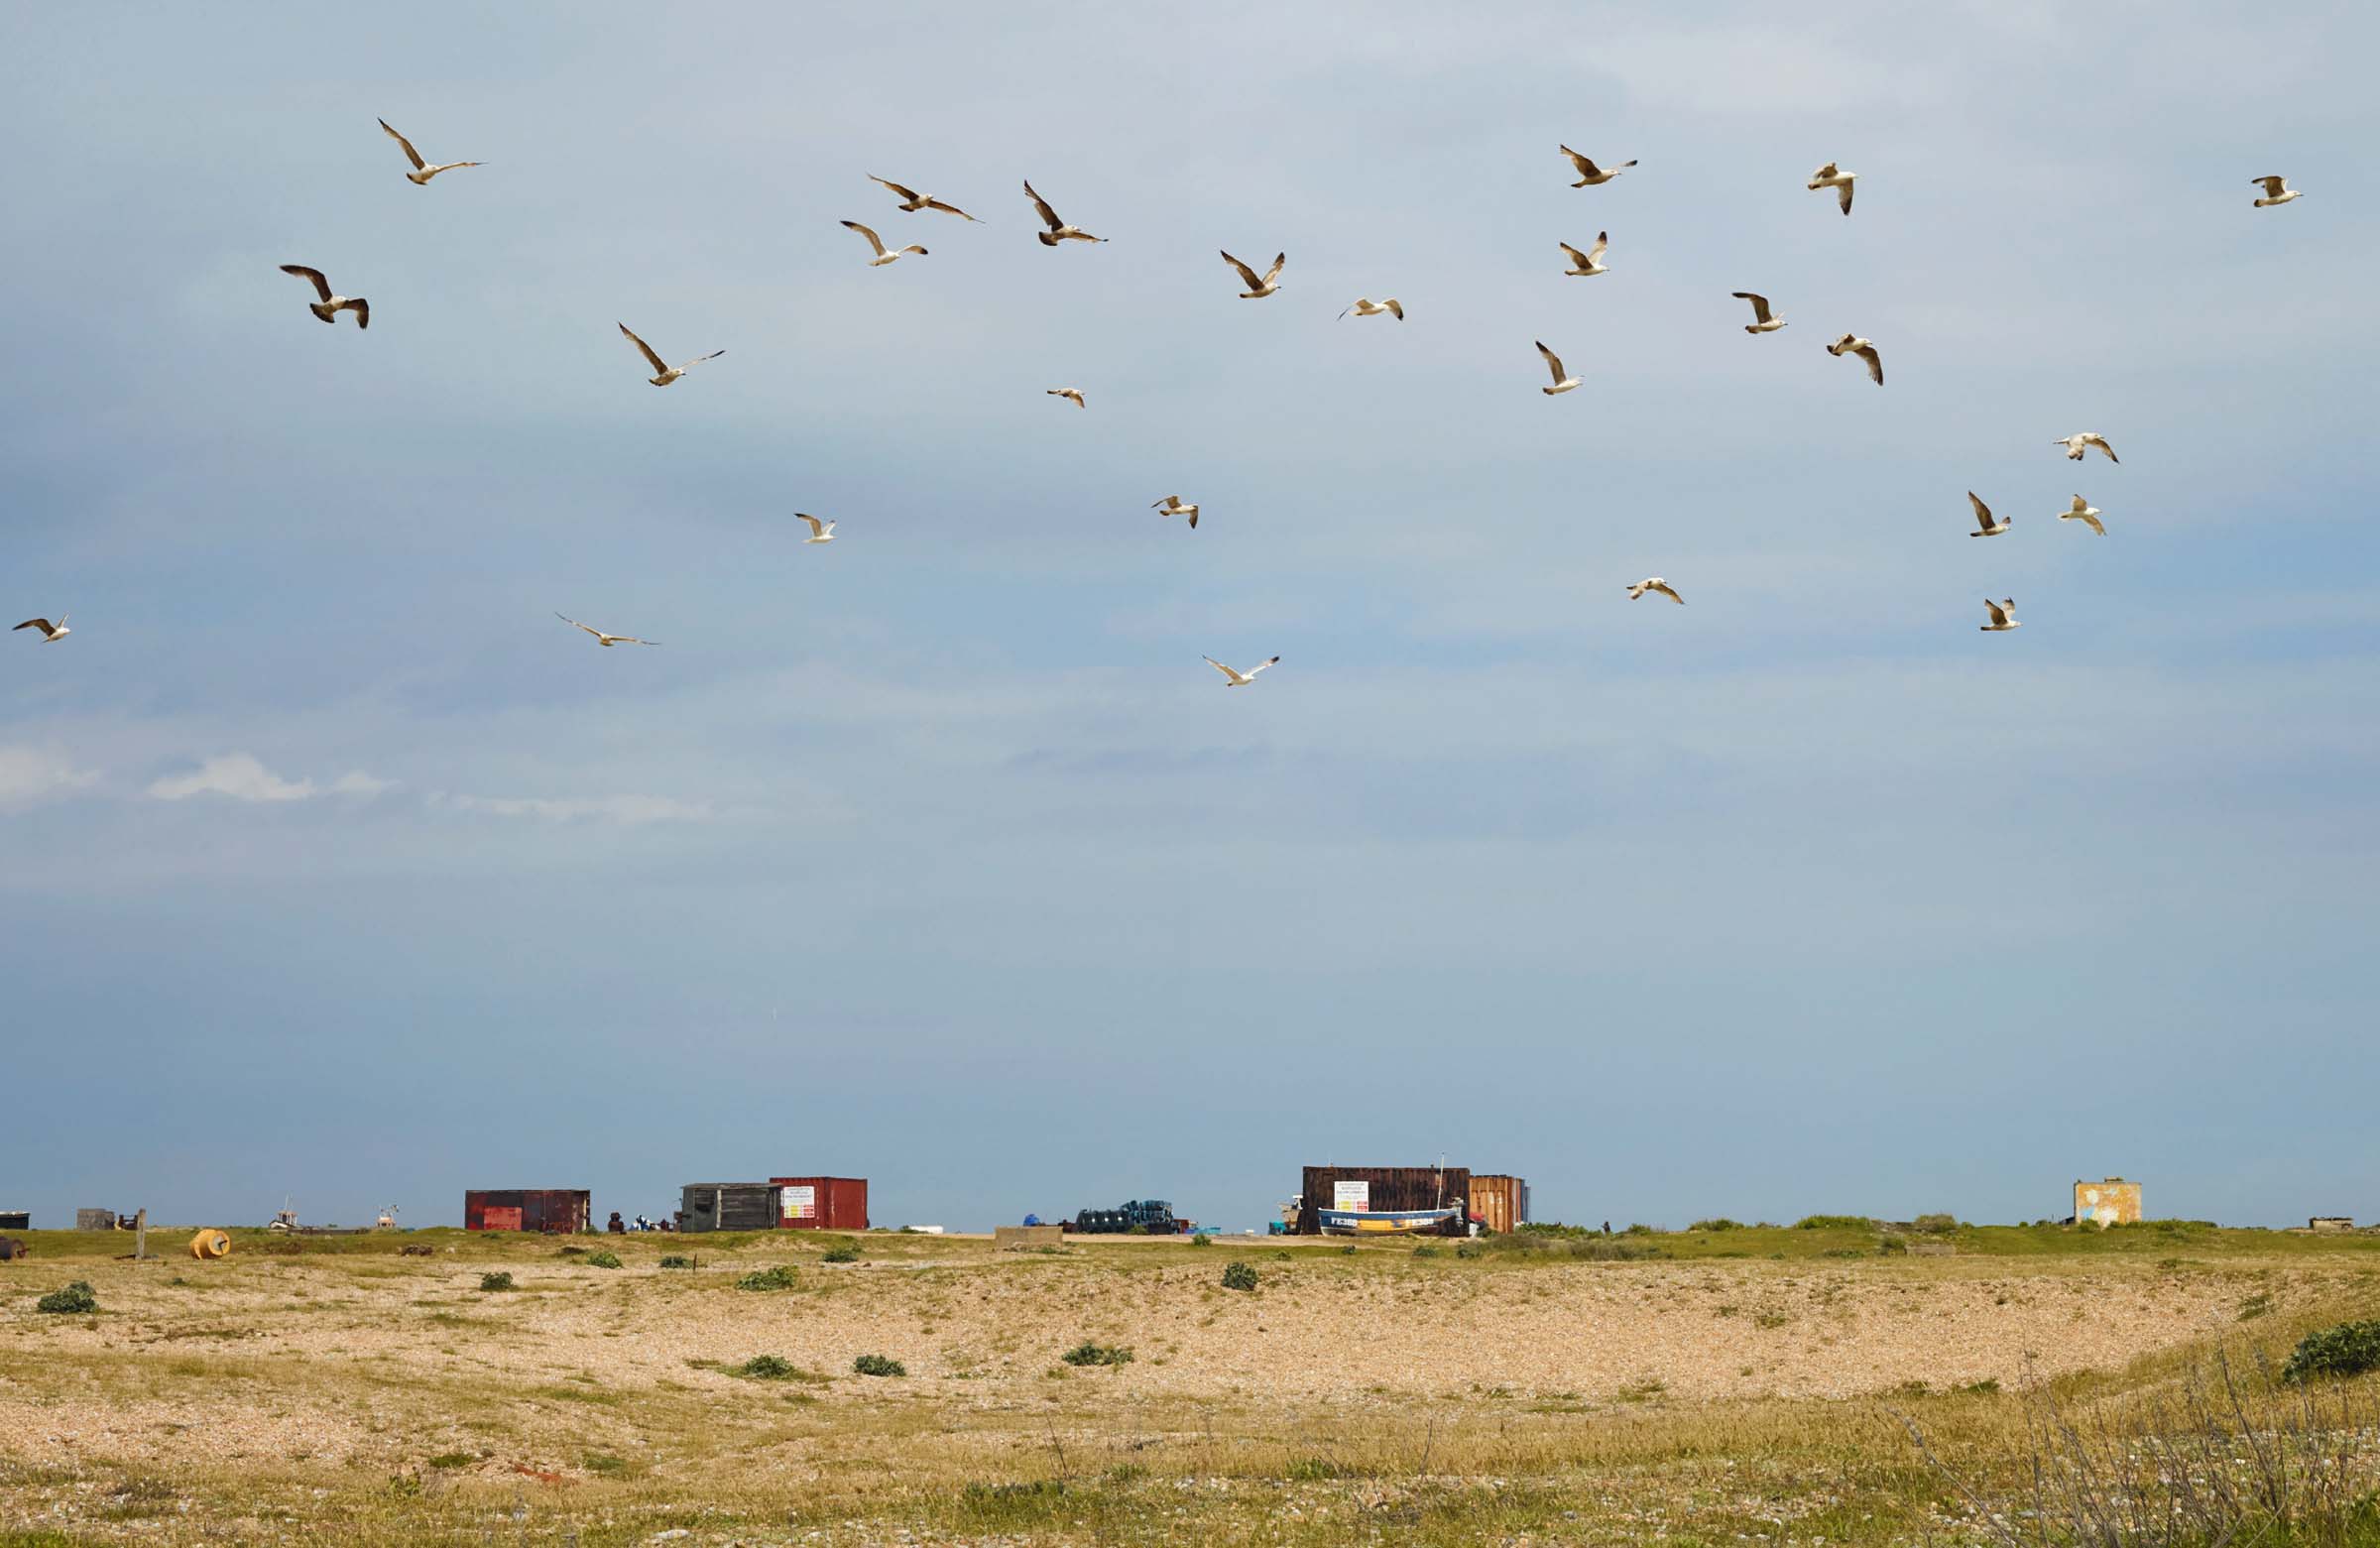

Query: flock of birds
11;125;2315;663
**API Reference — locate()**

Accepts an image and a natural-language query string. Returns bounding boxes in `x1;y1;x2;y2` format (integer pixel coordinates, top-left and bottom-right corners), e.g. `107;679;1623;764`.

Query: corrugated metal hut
463;1189;591;1234
1469;1175;1529;1234
770;1176;868;1231
1297;1165;1472;1236
0;1211;30;1232
678;1183;777;1233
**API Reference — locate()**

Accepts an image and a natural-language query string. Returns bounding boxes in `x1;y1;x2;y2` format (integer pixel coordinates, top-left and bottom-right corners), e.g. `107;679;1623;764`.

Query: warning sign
780;1185;817;1221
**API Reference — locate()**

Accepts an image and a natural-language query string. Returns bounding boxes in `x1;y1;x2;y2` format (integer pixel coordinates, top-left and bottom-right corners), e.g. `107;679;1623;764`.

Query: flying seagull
1338;298;1403;319
2060;495;2105;536
280;265;368;328
1204;655;1278;687
1536;340;1581;395
1023;180;1106;245
2252;176;2303;208
1561;147;1636;186
1152;495;1200;530
378;118;484;185
1808;162;1856;215
1561;234;1608;276
555;612;657;647
1046;388;1085;409
1980;598;2021;633
840;219;927;266
1731;292;1785;333
1222;250;1285;298
618;323;722;387
794;513;837;543
1827;333;1882;385
867;175;981;221
1968;493;2009;537
11;616;68;643
2055;432;2118;463
1626;578;1684;604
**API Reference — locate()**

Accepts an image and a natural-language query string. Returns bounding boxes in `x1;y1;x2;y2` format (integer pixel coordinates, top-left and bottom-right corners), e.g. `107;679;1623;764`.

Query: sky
1;3;2374;1235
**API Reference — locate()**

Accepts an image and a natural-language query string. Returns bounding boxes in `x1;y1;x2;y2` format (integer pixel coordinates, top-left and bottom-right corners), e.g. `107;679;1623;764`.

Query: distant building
2309;1216;2355;1233
2073;1177;2141;1226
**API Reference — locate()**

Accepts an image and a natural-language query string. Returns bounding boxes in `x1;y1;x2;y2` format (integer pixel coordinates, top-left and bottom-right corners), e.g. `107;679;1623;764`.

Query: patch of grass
852;1353;905;1377
820;1244;862;1264
1688;1218;1743;1232
35;1281;97;1314
580;1453;629;1476
1877;1235;1909;1255
656;1254;692;1269
1912;1213;1960;1234
1186;1233;1212;1248
1820;1248;1866;1259
736;1264;798;1291
424;1453;476;1471
1411;1245;1441;1259
2281;1319;2380;1382
475;1271;514;1292
1221;1260;1258;1292
582;1250;622;1269
1614;1377;1668;1403
1061;1341;1134;1368
1284;1457;1350;1481
1796;1215;1873;1230
1961;1377;2002;1395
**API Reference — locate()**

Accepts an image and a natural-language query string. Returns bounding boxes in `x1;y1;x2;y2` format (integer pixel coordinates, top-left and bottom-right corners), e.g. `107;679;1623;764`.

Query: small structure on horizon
2074;1177;2142;1227
2309;1216;2355;1233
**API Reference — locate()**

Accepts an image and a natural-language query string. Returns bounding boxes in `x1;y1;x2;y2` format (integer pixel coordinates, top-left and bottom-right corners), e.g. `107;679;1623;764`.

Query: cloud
436;792;713;825
147;754;391;803
0;747;99;808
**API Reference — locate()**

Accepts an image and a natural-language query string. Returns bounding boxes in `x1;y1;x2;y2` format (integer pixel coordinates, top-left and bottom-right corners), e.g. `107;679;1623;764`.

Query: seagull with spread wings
2059;495;2105;536
1338;298;1402;319
2055;432;2119;463
618;323;722;387
1204;655;1278;687
1561;147;1636;186
1731;292;1785;333
1152;495;1200;530
1536;340;1581;395
1222;250;1285;298
795;514;837;544
1046;388;1085;409
1968;493;2010;537
2252;176;2303;208
1827;333;1883;385
868;175;981;221
1023;180;1106;245
12;616;68;643
840;219;927;267
556;613;658;647
1980;598;2021;633
1626;578;1684;605
1561;234;1608;276
1808;162;1856;214
378;118;484;185
280;265;368;328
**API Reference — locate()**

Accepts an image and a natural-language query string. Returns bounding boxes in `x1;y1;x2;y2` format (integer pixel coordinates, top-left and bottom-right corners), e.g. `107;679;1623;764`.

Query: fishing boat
1316;1205;1463;1237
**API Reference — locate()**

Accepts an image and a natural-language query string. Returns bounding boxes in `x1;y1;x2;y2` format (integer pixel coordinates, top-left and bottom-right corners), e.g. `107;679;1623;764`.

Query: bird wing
1813;162;1838;179
674;349;724;372
1968;492;1992;526
555;613;603;638
1838;180;1854;215
1260;252;1286;287
2092;437;2118;462
2253;177;2287;195
1220;251;1261;290
2076;512;2104;536
379;118;426;171
1982;599;2008;626
1023;180;1062;230
1202;655;1241;680
923;198;979;221
616;635;657;646
795;513;827;537
1385;298;1403;319
618;323;668;374
1153;496;1179;511
13;619;54;635
1854;343;1882;384
1246;655;1278;676
1561;146;1600;178
1733;292;1771;323
1559;243;1589;268
281;264;333;301
1587;231;1607;262
871;174;921;202
842;219;890;257
1654;582;1683;604
1536;340;1567;382
342;298;370;329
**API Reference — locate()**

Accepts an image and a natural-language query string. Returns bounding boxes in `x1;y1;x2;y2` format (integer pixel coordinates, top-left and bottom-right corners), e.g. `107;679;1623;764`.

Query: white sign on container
1333;1180;1370;1212
780;1185;816;1221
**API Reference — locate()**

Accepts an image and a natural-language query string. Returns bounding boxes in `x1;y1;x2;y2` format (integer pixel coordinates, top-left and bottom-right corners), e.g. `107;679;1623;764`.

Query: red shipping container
768;1176;868;1232
464;1189;591;1234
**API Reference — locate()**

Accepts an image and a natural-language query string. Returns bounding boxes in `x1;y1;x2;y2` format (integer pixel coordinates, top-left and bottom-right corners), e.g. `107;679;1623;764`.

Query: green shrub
1877;1236;1909;1255
1187;1233;1212;1248
1061;1341;1134;1368
476;1272;515;1293
1221;1261;1258;1292
1795;1215;1873;1230
1411;1245;1441;1259
1688;1218;1743;1233
1622;1223;1656;1237
852;1353;905;1377
1455;1241;1482;1259
1339;1245;1358;1255
36;1280;97;1315
1284;1458;1348;1481
656;1255;692;1270
583;1250;622;1269
2281;1320;2380;1383
820;1244;862;1264
1821;1248;1866;1259
734;1354;797;1380
1912;1214;1959;1234
736;1264;798;1291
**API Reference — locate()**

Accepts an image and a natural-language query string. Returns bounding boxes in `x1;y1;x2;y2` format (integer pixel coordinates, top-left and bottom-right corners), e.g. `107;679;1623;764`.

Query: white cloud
437;792;713;825
147;754;392;804
0;746;99;808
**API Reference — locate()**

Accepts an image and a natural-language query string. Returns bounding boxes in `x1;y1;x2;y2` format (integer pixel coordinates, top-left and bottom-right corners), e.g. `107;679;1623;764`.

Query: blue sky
2;3;2374;1233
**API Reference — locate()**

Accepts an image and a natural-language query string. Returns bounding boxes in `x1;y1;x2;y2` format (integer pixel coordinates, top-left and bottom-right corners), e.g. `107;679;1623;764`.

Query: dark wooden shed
1297;1164;1472;1236
678;1183;778;1233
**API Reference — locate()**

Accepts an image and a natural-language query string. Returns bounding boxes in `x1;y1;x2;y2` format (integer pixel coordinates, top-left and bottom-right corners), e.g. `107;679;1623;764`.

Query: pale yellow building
2073;1177;2141;1226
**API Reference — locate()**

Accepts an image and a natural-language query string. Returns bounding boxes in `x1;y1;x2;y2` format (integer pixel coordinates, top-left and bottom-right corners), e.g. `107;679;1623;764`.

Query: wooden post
134;1208;148;1260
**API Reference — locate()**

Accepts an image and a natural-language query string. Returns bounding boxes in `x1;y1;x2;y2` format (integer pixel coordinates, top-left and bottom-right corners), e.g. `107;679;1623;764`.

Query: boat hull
1317;1207;1460;1237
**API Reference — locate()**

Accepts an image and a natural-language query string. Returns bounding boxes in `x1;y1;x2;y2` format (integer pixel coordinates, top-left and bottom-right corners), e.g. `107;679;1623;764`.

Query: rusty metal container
769;1176;868;1232
1468;1174;1529;1235
463;1189;591;1234
1297;1165;1471;1236
678;1183;777;1233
